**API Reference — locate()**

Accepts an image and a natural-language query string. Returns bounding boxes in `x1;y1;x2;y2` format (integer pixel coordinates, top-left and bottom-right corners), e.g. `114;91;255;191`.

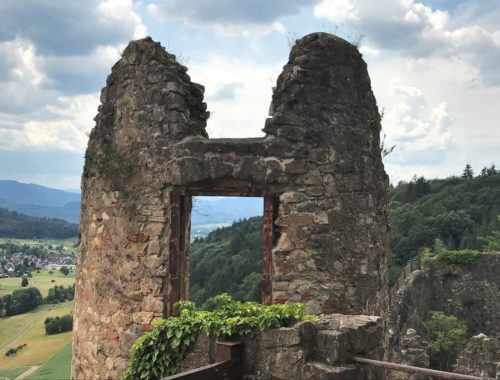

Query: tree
414;176;431;199
21;277;28;287
60;266;69;276
462;163;474;179
482;215;500;251
44;314;73;335
190;216;263;306
423;311;467;370
0;288;42;316
487;164;497;176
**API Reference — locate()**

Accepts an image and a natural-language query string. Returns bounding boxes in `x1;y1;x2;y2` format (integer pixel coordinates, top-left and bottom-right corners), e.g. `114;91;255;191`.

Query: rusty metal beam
261;193;274;305
168;191;181;316
178;187;266;197
352;356;490;380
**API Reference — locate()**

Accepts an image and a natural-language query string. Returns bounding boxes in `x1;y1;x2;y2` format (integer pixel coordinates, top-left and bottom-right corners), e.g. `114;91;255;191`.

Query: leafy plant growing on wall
122;294;315;380
421;239;482;267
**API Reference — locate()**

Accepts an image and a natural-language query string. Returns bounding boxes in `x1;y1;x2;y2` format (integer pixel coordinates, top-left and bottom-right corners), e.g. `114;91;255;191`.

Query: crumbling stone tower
72;33;389;379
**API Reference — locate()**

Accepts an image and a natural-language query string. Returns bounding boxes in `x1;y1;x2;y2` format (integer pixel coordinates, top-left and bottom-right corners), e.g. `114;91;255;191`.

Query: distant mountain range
0;181;81;223
191;196;263;237
0;181;263;233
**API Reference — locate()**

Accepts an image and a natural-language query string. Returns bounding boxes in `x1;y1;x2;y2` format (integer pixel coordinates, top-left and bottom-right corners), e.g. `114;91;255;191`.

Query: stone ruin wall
389;253;500;378
183;314;386;380
72;33;389;379
454;333;500;379
390;253;500;348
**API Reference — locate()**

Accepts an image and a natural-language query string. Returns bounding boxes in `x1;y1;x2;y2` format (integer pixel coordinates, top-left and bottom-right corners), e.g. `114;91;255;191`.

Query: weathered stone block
262;327;301;348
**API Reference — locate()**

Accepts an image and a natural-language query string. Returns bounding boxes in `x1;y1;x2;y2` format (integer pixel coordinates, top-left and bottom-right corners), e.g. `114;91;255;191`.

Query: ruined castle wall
263;34;389;317
428;253;500;336
389;270;432;348
390;253;500;347
72;34;389;379
181;314;386;380
454;334;500;379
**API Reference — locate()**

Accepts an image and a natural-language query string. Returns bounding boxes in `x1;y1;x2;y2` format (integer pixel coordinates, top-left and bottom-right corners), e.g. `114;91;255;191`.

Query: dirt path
14;365;40;380
0;309;52;351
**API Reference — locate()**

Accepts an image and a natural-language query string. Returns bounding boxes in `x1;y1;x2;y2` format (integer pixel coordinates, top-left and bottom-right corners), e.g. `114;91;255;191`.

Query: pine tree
462;163;474;179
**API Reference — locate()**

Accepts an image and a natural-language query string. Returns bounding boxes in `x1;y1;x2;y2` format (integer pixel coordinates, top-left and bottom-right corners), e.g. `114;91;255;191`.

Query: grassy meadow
0;240;76;378
0;366;29;379
0;301;73;370
0;269;74;297
0;238;78;255
26;343;72;380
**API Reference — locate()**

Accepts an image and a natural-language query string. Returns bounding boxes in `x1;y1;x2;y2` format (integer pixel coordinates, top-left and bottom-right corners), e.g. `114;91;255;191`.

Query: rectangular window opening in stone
189;195;264;307
168;191;279;314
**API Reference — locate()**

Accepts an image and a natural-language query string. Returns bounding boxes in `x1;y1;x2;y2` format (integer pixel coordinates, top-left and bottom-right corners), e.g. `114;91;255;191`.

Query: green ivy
122;294;313;380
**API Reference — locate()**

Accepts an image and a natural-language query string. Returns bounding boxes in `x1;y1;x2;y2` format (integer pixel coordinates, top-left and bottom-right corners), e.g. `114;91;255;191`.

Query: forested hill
0;208;78;239
389;168;500;272
190;216;263;307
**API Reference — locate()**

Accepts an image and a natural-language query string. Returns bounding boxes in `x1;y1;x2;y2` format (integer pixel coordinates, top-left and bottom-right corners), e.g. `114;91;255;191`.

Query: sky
0;0;499;190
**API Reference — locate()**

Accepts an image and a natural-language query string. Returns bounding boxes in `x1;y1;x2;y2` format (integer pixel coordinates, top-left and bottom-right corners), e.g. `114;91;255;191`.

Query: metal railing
161;340;491;380
390;257;421;300
352;356;491;380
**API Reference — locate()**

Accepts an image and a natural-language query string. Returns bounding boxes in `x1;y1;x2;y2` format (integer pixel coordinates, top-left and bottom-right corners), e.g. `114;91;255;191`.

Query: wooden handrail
163;341;243;380
164;360;233;379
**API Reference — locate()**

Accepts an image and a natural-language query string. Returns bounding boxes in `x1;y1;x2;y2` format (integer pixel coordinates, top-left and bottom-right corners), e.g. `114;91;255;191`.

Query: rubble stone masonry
72;33;389;379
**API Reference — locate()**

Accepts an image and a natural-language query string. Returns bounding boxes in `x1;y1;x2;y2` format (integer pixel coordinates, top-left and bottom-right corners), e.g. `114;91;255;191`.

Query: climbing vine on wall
122;294;313;380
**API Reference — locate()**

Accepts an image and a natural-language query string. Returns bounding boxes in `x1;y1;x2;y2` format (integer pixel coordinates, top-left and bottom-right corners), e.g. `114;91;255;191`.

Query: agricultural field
26;343;72;380
0;301;73;375
0;269;74;297
0;238;78;255
0;366;29;379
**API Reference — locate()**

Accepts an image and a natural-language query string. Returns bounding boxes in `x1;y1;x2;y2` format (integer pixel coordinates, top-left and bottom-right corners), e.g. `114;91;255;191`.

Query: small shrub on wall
421;239;482;267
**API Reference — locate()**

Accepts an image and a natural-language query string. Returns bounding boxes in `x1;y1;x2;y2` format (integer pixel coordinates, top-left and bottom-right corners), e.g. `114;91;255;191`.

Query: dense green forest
188;166;500;300
0;208;78;239
190;216;263;306
389;167;500;281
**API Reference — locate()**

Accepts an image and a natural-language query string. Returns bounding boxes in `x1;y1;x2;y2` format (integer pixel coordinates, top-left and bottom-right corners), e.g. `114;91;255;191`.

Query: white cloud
368;51;500;182
188;56;282;138
0;39;44;85
156;0;310;37
359;44;380;57
213;21;285;37
0;95;98;152
384;78;453;152
97;0;148;39
314;0;500;86
314;0;359;23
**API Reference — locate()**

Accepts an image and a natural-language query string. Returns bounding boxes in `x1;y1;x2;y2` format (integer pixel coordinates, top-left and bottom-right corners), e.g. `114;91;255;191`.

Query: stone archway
72;33;389;379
